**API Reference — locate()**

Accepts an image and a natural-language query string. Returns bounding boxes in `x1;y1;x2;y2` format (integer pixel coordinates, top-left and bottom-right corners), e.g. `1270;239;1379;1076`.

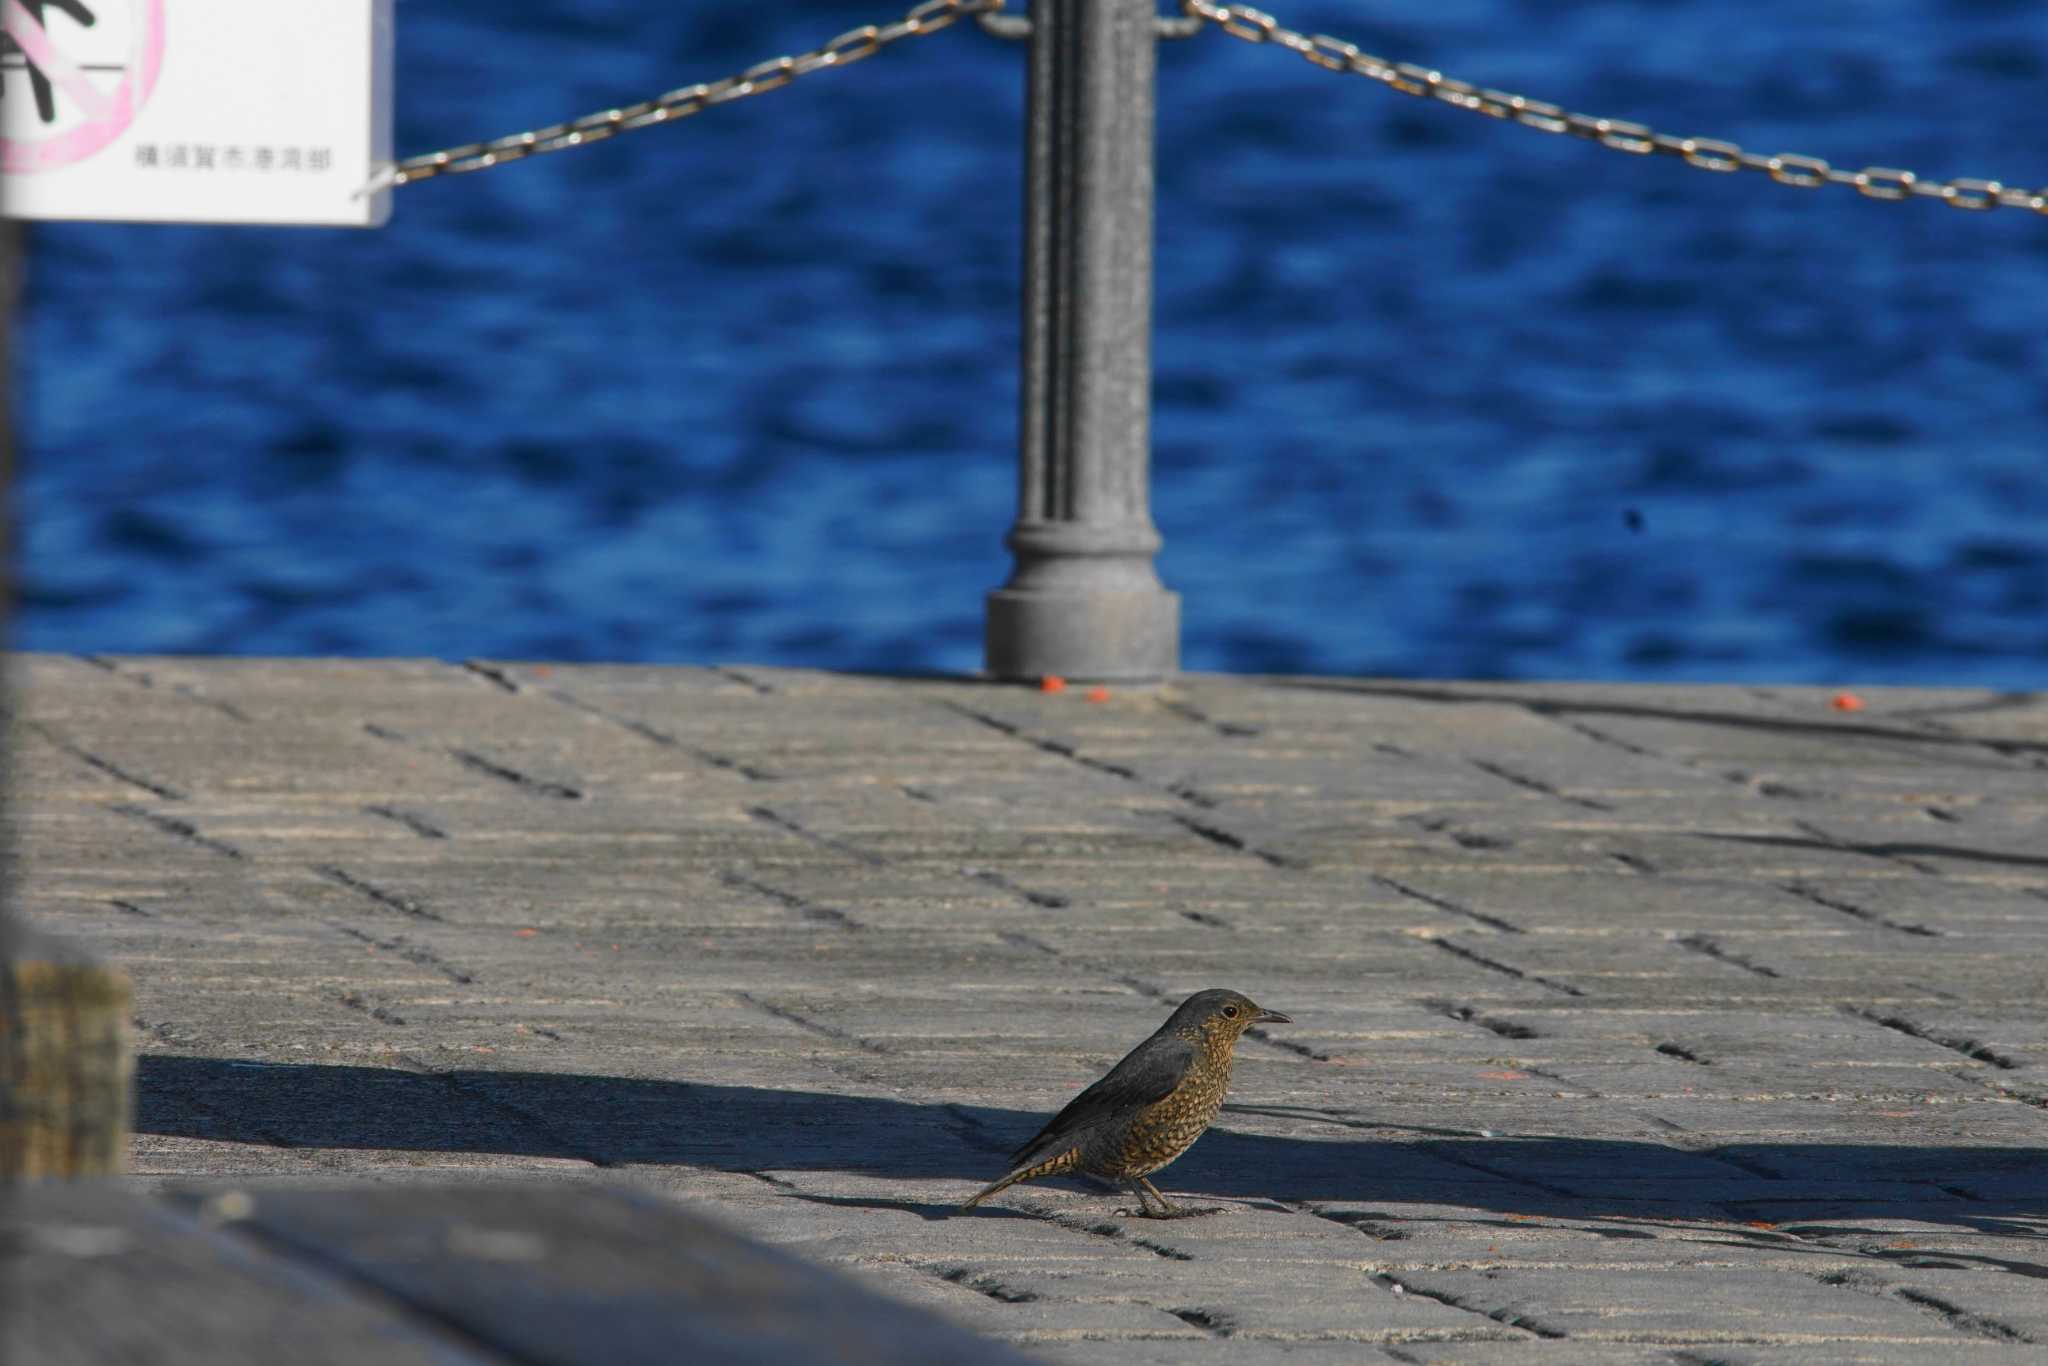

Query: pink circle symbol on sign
2;0;165;173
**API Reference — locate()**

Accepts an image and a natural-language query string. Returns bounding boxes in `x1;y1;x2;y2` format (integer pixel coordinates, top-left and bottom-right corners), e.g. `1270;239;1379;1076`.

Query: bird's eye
1222;1005;1239;1019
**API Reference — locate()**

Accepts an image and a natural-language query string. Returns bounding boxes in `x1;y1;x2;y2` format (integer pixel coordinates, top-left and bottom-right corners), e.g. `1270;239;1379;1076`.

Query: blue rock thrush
961;988;1292;1218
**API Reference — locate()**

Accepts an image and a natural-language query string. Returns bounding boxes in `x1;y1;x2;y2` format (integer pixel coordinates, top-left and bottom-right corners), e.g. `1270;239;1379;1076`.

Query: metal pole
985;0;1179;683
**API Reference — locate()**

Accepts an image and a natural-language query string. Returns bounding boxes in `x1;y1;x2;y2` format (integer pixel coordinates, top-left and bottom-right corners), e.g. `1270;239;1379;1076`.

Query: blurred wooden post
0;930;133;1178
2;220;14;567
2;221;15;624
0;222;133;1179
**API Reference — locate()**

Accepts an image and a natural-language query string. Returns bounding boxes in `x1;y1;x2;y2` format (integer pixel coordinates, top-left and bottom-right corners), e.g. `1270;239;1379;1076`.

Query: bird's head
1169;988;1292;1044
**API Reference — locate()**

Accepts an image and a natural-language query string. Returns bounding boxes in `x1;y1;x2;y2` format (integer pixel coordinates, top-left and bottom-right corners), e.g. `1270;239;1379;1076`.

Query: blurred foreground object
5;1181;1027;1364
0;220;133;1181
0;926;132;1178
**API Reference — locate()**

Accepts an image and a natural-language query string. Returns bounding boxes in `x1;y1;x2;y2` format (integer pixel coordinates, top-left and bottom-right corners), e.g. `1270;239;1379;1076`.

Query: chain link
1178;0;2048;214
366;0;1006;193
974;12;1209;40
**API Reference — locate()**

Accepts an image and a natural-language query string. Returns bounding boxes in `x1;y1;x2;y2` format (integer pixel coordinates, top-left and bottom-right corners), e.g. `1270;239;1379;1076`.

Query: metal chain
366;0;1006;193
1178;0;2048;214
974;13;1208;40
374;0;2040;212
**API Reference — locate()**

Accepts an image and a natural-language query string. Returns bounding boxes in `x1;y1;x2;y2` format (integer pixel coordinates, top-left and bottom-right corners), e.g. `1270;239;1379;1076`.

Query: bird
960;988;1292;1218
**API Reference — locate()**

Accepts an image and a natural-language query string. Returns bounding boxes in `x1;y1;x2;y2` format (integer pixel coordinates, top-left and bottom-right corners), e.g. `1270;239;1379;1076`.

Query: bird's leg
1136;1177;1224;1220
1119;1177;1194;1219
1137;1177;1180;1217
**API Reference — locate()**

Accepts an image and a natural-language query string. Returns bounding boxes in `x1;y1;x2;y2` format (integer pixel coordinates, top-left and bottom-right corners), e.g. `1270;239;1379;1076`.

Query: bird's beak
1255;1009;1292;1025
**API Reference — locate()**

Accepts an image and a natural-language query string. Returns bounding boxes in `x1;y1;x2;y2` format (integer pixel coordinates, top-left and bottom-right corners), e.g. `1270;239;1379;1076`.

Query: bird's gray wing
1009;1035;1197;1166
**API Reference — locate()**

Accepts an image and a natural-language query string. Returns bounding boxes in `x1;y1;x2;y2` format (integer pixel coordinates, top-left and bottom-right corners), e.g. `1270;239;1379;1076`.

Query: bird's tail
959;1146;1081;1212
959;1170;1025;1211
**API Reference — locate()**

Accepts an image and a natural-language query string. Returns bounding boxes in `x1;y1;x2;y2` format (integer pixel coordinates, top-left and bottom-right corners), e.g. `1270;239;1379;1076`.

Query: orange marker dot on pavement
1831;692;1865;711
514;928;538;938
1085;686;1111;703
1039;675;1067;693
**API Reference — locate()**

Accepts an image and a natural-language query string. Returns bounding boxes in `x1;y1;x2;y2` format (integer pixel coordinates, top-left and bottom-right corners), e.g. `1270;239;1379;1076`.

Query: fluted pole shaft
985;0;1179;682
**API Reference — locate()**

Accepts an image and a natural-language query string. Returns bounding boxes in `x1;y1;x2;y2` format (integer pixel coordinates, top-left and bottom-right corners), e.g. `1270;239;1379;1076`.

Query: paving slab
5;656;2045;1361
5;1179;1025;1365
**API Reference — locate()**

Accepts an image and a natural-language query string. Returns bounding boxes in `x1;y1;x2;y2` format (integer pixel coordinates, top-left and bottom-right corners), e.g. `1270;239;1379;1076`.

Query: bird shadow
135;1054;2047;1257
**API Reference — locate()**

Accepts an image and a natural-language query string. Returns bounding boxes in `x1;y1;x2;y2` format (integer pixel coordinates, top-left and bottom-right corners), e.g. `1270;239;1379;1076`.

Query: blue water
16;0;2048;684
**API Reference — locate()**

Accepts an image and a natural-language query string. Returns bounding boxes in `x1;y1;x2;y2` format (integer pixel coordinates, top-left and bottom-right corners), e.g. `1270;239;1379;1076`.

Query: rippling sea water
15;0;2048;683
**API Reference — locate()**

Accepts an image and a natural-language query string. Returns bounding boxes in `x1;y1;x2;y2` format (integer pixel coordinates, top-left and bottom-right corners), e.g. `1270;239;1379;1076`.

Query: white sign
2;0;392;226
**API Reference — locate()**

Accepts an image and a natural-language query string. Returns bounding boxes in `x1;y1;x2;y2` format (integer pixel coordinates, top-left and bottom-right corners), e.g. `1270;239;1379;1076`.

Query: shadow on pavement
1269;679;2048;759
1696;830;2048;871
138;1055;2047;1256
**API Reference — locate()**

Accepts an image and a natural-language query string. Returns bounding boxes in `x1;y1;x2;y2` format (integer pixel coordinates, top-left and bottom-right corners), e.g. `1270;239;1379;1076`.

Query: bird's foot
1123;1204;1226;1220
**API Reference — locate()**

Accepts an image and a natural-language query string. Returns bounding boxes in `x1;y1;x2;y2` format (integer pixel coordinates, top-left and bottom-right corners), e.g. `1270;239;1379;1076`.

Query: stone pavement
7;654;2047;1362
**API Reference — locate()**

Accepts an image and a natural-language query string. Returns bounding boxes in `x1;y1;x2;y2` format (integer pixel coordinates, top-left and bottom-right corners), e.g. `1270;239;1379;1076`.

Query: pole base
985;587;1180;683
